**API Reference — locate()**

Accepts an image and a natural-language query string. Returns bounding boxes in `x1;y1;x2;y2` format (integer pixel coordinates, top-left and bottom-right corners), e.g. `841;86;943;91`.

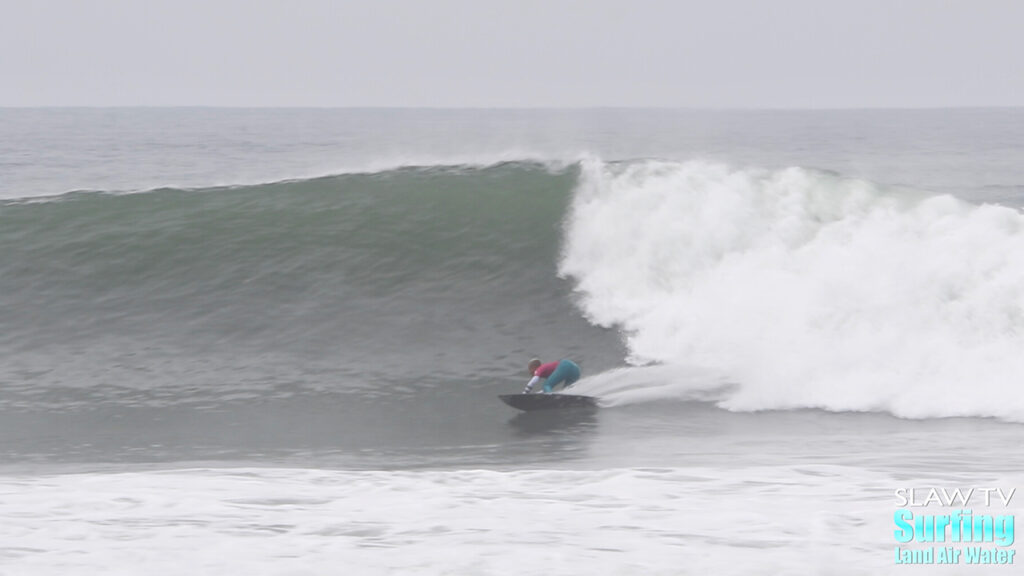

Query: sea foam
562;159;1024;421
0;465;904;575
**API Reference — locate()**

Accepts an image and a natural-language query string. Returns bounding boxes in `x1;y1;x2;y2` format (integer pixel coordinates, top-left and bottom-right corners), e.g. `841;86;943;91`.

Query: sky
1;0;1023;108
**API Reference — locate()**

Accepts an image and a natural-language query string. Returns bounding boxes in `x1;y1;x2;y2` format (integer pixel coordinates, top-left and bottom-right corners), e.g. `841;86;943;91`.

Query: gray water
2;108;1023;575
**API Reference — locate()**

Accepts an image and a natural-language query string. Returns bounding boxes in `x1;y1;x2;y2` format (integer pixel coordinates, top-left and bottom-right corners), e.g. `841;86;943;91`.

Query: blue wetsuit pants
543;360;581;393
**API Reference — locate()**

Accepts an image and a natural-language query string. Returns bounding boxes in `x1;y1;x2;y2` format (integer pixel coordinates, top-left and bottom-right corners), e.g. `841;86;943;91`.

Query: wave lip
0;148;585;201
561;159;1024;421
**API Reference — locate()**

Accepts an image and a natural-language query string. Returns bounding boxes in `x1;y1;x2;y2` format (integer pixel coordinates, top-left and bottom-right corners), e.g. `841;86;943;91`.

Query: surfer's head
528;358;542;374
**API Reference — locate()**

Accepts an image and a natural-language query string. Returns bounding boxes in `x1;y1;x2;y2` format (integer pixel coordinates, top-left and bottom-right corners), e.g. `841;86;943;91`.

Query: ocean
2;107;1023;574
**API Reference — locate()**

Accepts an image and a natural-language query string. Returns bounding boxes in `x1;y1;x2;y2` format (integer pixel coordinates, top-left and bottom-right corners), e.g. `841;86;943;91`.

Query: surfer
523;358;581;394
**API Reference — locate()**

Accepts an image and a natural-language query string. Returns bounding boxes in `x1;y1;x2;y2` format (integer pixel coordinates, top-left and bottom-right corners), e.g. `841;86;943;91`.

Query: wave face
0;162;625;410
562;159;1024;421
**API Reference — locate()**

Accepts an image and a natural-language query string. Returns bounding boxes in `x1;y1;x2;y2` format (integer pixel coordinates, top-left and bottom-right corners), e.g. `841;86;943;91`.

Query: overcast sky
2;0;1022;108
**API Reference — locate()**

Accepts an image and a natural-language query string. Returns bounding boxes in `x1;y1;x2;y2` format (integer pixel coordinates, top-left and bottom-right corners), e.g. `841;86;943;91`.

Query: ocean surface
2;108;1024;574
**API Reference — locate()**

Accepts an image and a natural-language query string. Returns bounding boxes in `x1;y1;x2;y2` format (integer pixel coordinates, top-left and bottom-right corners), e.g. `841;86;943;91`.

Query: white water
563;159;1024;421
2;465;993;576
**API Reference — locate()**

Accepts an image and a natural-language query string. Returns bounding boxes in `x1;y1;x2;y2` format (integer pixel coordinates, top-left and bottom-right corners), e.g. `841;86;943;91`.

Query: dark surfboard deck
499;393;598;412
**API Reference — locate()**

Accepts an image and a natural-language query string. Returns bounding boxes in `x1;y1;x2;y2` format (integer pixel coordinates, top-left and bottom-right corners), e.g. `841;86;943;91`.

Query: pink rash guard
533;361;559;378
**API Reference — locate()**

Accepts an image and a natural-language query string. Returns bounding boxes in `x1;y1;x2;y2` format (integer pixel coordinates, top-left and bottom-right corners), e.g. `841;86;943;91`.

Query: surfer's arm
523;375;541;393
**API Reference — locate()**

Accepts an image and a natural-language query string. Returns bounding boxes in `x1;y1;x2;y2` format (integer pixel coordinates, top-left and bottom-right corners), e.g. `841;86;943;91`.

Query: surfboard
499;393;598;412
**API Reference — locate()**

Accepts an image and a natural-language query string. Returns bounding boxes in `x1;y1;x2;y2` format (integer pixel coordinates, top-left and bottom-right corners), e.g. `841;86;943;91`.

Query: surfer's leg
541;363;567;393
542;360;580;392
562;360;581;387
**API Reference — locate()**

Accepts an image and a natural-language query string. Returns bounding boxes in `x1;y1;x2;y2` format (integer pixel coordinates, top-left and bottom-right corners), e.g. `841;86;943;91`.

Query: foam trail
570;365;732;407
561;159;1024;421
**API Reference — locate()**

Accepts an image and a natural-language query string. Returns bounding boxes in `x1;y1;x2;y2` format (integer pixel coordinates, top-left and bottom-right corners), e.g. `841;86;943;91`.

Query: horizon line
3;104;1024;112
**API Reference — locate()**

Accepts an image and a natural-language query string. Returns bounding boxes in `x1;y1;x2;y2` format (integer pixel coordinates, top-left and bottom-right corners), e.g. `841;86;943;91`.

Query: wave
1;161;569;311
561;159;1024;421
6;156;1024;422
0;161;628;406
